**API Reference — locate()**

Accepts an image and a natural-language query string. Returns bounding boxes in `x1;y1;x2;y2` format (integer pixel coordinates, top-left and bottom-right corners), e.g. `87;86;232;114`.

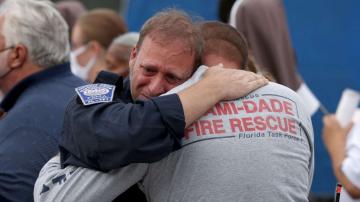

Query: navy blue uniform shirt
59;72;186;171
0;63;85;202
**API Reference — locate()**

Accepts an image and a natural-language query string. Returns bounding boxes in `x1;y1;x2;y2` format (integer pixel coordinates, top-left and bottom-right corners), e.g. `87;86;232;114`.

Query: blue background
123;0;360;195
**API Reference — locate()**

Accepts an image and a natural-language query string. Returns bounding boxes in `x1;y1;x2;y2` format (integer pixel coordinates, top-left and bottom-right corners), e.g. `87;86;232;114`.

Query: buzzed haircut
137;9;203;68
200;21;249;70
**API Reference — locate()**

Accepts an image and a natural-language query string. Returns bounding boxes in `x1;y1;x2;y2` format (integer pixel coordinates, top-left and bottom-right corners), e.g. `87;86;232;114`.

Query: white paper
352;109;360;123
296;83;320;116
336;89;360;128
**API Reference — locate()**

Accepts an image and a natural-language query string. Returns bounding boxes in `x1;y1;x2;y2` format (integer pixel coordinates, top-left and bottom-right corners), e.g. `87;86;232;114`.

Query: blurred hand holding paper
352;109;360;123
297;83;320;116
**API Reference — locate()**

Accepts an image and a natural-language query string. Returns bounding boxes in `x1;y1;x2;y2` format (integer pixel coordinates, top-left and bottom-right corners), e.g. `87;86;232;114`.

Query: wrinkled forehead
147;32;194;51
139;36;196;76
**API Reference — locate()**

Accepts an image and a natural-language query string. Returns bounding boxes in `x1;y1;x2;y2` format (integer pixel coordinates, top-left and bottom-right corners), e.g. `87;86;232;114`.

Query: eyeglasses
0;46;14;53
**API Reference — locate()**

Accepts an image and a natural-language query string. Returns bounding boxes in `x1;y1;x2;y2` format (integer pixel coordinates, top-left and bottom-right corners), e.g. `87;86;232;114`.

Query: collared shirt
0;63;85;202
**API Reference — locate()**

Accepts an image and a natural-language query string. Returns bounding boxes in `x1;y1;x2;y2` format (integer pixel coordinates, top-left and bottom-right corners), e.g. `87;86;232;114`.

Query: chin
135;94;150;101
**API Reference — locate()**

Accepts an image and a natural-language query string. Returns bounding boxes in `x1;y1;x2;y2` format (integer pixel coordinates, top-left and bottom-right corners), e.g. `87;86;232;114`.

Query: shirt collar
0;62;71;112
121;76;133;103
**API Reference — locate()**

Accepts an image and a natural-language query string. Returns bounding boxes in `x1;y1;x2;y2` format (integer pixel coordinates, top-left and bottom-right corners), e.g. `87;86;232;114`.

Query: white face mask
70;45;96;81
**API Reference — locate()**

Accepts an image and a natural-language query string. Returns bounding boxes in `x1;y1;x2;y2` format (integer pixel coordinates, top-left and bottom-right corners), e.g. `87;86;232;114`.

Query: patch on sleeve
75;83;115;106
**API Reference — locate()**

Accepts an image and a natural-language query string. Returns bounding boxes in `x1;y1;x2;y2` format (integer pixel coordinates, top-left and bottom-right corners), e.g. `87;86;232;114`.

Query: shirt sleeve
34;155;149;202
341;121;360;189
59;93;185;171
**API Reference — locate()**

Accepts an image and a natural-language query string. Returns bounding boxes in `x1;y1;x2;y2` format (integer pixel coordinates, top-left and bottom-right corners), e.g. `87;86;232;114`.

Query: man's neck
0;63;42;94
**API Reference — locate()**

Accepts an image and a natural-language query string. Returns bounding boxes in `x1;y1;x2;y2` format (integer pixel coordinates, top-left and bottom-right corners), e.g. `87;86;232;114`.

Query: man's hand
203;64;268;101
178;64;268;127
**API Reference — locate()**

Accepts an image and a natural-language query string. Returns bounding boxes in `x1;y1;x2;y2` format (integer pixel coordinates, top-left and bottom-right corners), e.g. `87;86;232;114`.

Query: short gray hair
0;0;70;68
112;32;140;47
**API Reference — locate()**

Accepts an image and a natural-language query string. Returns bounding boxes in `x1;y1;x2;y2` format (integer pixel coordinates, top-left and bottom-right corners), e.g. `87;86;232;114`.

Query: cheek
131;68;148;89
130;70;150;99
164;83;179;92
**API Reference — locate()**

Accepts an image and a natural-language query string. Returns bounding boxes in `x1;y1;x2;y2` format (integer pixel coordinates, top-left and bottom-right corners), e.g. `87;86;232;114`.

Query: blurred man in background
105;32;139;77
70;8;127;82
0;0;84;201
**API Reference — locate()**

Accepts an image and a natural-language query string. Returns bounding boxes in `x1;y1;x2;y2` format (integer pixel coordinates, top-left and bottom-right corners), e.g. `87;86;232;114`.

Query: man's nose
147;76;167;97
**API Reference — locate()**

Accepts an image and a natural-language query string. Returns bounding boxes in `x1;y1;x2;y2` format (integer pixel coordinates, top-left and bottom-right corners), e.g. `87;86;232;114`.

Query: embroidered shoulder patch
75;83;115;106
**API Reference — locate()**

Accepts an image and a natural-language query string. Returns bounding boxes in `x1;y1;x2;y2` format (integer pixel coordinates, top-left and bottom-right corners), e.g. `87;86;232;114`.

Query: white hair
112;32;140;47
0;0;70;68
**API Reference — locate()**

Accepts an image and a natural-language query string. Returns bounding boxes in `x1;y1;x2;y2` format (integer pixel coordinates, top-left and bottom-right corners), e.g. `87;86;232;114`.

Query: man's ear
9;44;27;69
88;41;103;54
129;47;137;68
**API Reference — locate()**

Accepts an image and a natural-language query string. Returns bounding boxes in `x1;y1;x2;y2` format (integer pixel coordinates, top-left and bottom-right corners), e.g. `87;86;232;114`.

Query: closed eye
141;65;157;76
165;74;182;84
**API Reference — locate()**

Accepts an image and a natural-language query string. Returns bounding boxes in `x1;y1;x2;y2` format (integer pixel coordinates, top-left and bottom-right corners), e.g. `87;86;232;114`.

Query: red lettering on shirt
288;119;297;135
229;118;243;133
258;99;272;113
242;117;255;131
243;100;257;113
266;116;278;130
184;127;192;140
284;101;294;116
213;119;225;134
230;102;239;114
277;117;289;132
215;103;234;115
270;99;283;112
254;116;266;131
200;120;214;135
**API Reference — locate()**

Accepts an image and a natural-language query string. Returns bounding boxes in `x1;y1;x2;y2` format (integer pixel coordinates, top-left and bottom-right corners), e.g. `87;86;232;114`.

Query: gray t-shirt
34;67;314;202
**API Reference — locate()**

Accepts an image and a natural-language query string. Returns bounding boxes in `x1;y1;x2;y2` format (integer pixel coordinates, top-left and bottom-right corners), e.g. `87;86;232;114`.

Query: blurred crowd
0;0;358;202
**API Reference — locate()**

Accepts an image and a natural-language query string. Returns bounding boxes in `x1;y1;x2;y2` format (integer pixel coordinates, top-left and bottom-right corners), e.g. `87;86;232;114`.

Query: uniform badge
75;84;115;106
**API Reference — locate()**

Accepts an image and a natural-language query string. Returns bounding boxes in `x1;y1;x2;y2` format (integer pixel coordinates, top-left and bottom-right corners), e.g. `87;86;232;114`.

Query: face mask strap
70;44;97;81
72;45;88;57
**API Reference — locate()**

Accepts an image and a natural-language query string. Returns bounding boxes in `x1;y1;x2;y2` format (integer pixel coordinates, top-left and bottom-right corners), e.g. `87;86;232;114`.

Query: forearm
178;65;268;127
178;78;222;127
60;94;185;171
